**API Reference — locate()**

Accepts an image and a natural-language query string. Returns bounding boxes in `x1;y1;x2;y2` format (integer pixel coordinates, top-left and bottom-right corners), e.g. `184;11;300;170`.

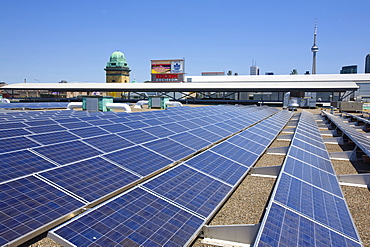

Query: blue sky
1;0;369;83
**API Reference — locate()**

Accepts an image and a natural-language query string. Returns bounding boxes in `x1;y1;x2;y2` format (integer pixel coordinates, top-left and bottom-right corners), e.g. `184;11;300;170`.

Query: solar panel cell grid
142;126;176;138
121;121;150;129
255;111;361;246
161;123;189;133
283;157;342;196
256;203;361;247
33;140;103;165
29;131;79;145
190;128;223;143
51;187;204;247
210;142;259;167
0;137;40;154
185;151;249;185
0;128;31;139
143;165;232;217
288;146;335;174
143;138;195;161
169;132;211;151
24;119;57;127
82;134;134;153
0;122;30;130
60;122;93;130
26;124;67;134
0;176;85;246
103;146;173;176
40;157;140;203
117;129;158;144
69;126;110;138
0;150;57;183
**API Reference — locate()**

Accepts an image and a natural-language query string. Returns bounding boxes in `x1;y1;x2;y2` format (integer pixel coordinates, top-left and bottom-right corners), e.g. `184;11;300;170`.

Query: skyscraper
311;22;319;74
250;65;259;75
365;54;370;73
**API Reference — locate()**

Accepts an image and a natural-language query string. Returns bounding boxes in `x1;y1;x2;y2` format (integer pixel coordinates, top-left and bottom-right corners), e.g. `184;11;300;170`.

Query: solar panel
176;120;201;130
81;118;114;126
82;134;134;153
33;140;103;165
117;129;159;144
69;126;110;138
60;121;93;130
256;203;361;247
289;146;334;173
142;125;176;138
161;122;189;133
185;150;249;185
40;157;140;203
103;146;173;176
0;150;57;183
52;117;82;124
143;164;232;218
0;128;32;139
283;157;343;196
99;123;132;133
273;174;359;240
49;187;204;247
143;138;195;161
0;176;85;246
0;137;40;154
23;119;55;126
210;141;259;167
169;132;212;151
29;131;79;145
0;121;29;130
121;120;150;129
204;124;234;137
189;127;224;143
141;118;165;126
26;124;67;134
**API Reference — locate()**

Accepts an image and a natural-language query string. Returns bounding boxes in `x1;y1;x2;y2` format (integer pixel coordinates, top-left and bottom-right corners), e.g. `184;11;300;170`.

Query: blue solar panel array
2;105;278;246
48;109;293;247
0;102;69;109
254;111;362;246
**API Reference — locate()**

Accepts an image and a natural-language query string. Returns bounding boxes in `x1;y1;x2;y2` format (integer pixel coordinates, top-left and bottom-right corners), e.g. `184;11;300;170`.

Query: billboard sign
151;59;185;82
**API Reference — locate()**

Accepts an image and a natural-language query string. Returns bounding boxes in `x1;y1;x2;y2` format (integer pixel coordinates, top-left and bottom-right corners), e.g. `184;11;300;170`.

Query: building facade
340;65;357;74
250;66;259;75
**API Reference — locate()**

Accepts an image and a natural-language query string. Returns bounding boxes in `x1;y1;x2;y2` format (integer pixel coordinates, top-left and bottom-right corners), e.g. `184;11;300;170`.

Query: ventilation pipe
66;102;83;110
106;103;132;113
1;98;10;103
134;100;149;109
166;101;183;107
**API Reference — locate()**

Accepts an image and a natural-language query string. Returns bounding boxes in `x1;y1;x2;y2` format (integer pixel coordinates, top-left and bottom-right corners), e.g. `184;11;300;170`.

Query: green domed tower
104;51;131;83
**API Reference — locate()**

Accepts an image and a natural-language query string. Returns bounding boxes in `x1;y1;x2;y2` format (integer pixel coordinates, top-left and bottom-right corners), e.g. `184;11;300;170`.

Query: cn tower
311;22;319;74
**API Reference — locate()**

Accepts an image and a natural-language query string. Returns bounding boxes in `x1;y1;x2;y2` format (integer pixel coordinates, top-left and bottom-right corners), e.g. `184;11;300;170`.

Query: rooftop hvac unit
82;96;113;112
148;96;169;109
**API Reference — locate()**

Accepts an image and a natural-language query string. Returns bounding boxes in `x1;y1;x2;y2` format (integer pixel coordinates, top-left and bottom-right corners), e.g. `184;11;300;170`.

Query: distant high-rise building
340;65;357;74
365;54;370;73
250;66;259;75
311;22;319;74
